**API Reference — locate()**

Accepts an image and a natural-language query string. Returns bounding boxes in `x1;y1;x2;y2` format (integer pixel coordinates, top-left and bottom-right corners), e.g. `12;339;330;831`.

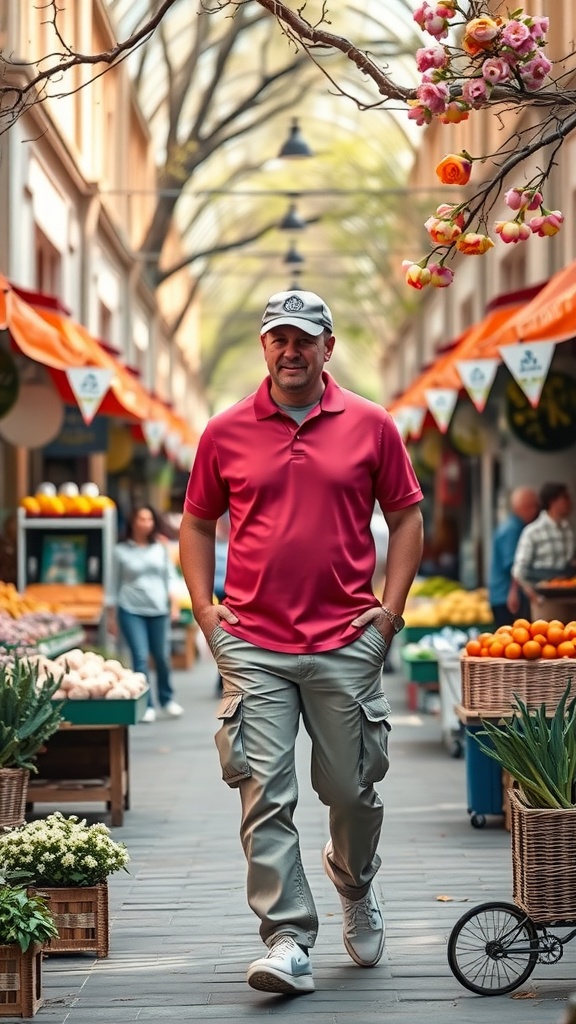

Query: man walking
179;290;423;995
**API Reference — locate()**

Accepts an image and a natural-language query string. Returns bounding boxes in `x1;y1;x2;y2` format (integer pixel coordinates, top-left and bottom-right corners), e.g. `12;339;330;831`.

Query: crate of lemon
402;586;493;642
460;617;576;716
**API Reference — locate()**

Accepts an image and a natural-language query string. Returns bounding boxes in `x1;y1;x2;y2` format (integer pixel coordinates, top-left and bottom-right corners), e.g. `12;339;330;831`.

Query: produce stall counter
27;689;149;826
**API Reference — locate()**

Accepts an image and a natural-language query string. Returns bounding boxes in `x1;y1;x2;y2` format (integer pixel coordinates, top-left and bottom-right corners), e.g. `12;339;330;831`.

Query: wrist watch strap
380;605;405;633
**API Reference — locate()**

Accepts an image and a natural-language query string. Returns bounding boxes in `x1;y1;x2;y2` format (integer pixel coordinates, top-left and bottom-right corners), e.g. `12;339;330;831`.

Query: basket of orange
460;618;576;715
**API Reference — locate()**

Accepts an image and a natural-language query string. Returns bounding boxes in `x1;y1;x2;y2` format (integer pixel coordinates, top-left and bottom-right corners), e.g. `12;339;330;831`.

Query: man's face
260;324;334;400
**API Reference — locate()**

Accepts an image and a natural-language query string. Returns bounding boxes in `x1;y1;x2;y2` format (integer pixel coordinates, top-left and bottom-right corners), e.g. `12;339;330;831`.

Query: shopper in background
106;504;183;723
512;482;575;619
179;289;423;996
488;486;540;628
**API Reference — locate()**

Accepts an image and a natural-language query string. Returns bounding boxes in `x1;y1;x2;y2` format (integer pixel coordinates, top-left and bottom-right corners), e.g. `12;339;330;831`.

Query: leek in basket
473;681;576;809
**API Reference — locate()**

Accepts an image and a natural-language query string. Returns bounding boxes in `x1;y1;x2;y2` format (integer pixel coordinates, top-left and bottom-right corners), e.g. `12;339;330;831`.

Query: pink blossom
402;261;431;290
407;104;432;126
501;20;535;55
481;57;511;84
435;203;467;228
417;80;450;113
505;188;543;212
416;43;448;72
462;78;492;107
424;216;462;244
519;53;552;90
494;219;531;244
529;211;564;237
529;15;549;40
429;263;454;288
424;14;450;40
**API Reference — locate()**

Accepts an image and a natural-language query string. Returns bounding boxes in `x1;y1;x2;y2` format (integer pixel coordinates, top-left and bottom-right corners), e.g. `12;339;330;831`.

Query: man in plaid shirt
512;482;575;610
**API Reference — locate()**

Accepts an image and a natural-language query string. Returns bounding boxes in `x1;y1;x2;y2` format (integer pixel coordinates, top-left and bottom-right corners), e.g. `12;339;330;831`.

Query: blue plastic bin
464;723;503;828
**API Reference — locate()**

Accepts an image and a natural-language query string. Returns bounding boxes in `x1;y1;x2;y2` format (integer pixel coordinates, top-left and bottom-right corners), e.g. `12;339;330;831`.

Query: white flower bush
0;812;130;886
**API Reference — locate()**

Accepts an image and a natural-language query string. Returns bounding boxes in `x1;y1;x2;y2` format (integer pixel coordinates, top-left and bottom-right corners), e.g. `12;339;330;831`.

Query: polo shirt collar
254;372;345;420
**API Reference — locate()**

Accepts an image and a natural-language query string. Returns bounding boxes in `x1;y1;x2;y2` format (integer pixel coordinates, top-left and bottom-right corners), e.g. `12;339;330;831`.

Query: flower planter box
460;653;573;716
0;768;29;829
510;790;576;923
31;883;109;957
0;942;43;1018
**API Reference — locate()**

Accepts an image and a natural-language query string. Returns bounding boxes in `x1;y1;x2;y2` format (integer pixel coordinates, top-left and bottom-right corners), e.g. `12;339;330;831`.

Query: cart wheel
470;813;486;828
448;901;538;995
449;738;462;759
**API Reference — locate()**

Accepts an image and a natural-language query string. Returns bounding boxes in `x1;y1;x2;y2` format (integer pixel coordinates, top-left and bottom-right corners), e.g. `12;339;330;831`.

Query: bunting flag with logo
424;388;458;433
455;358;499;412
142;419;167;456
65;367;113;425
390;408;411;440
498;341;555;408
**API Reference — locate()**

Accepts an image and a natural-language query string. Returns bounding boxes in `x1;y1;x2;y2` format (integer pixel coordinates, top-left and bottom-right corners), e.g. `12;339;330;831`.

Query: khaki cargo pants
209;624;391;949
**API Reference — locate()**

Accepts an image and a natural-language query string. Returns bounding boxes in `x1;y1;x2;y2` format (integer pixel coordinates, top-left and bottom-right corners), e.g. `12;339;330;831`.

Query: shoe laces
268;935;298;958
344;891;380;930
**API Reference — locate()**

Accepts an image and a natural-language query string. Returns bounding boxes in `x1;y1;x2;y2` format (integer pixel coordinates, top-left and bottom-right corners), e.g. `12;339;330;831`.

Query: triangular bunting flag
66;367;113;425
405;405;427;440
498;341;555;408
142;420;167;456
390;408;411;440
455;359;499;412
424;388;458;433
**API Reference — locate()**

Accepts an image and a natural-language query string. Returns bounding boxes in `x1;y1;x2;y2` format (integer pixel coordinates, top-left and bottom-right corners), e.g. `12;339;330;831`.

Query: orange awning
0;274;76;368
480;262;576;351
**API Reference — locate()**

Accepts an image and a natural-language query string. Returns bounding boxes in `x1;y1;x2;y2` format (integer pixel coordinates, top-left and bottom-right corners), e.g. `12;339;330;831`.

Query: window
35;227;62;295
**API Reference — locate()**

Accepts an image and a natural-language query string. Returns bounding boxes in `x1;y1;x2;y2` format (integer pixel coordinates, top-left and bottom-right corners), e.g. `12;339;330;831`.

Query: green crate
400;652;439;683
59;687;150;725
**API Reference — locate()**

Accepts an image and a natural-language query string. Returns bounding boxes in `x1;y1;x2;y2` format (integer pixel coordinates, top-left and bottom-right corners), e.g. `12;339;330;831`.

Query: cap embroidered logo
283;296;305;312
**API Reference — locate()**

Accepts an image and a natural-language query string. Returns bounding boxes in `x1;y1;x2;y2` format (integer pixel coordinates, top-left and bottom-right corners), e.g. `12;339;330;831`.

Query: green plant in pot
0;883;58;952
0;655;65;828
473;681;576;808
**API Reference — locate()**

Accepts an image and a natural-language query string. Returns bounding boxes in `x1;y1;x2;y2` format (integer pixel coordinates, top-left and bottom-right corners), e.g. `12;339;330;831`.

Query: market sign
45;405;109;456
506;371;576;451
0;347;19;417
65;367;114;425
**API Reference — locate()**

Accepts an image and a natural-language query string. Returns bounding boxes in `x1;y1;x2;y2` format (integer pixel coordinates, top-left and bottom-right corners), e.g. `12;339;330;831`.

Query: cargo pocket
214;691;252;788
358;693;392;785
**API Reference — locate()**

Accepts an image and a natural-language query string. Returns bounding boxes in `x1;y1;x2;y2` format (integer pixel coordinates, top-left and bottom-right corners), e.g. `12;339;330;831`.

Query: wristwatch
380;605;405;633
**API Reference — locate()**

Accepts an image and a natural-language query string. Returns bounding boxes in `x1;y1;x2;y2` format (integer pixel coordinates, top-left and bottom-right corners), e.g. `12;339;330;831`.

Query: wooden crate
460;653;574;716
0;942;43;1018
31;883;109;957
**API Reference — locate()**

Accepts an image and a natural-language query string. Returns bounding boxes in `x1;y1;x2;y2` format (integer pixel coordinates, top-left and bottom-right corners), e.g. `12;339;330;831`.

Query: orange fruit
480;648;490;657
541;644;558;659
20;496;41;516
522;640;541;660
557;641;576;659
488;641;505;658
547;625;566;646
513;618;531;631
465;639;482;657
504;642;522;659
512;626;531;646
498;633;514;648
530;619;549;638
564;622;576;641
548;619;565;629
532;633;547;647
495;624;514;634
478;632;494;647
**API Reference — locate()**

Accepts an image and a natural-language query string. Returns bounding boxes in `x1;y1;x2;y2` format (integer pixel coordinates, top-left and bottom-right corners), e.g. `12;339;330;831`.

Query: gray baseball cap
261;290;333;337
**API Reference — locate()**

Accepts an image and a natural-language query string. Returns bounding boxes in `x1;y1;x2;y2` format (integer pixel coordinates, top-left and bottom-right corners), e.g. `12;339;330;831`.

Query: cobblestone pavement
19;647;576;1023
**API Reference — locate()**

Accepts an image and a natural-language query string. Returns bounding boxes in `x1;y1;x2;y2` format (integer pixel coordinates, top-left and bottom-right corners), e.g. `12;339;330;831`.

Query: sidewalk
28;650;576;1023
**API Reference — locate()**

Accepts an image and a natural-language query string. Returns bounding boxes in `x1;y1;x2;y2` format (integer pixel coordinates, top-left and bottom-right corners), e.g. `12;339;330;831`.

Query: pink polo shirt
184;373;422;653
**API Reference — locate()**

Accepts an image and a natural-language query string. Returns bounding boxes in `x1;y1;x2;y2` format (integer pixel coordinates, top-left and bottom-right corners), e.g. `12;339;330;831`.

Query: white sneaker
160;700;184;718
141;707;156;723
323;841;385;967
247;935;314;994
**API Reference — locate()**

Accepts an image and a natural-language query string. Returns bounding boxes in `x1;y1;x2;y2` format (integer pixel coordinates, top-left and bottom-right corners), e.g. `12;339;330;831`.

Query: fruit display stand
27;689;149;827
16;506;117;643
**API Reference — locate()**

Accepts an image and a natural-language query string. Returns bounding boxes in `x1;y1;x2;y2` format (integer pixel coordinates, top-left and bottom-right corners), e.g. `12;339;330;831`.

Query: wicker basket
0;942;43;1017
460;653;574;716
0;768;30;829
510;790;576;923
30;883;109;957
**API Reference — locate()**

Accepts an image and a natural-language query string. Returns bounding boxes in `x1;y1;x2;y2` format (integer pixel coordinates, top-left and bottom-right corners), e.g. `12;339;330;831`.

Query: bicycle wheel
448;901;539;995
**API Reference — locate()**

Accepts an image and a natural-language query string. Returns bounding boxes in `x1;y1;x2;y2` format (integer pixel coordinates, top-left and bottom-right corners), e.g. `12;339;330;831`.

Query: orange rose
463;16;500;55
455;232;494;255
436;153;472;186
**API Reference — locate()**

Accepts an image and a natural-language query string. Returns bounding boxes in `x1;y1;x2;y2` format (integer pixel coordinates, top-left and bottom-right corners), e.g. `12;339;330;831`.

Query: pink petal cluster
519;52;552;90
402;261;431;289
424;215;462;244
529;211;564;237
505;187;543;211
462;78;492;107
416;43;449;72
494;220;531;244
417;80;450;113
481;57;511;84
413;2;457;40
428;263;454;287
